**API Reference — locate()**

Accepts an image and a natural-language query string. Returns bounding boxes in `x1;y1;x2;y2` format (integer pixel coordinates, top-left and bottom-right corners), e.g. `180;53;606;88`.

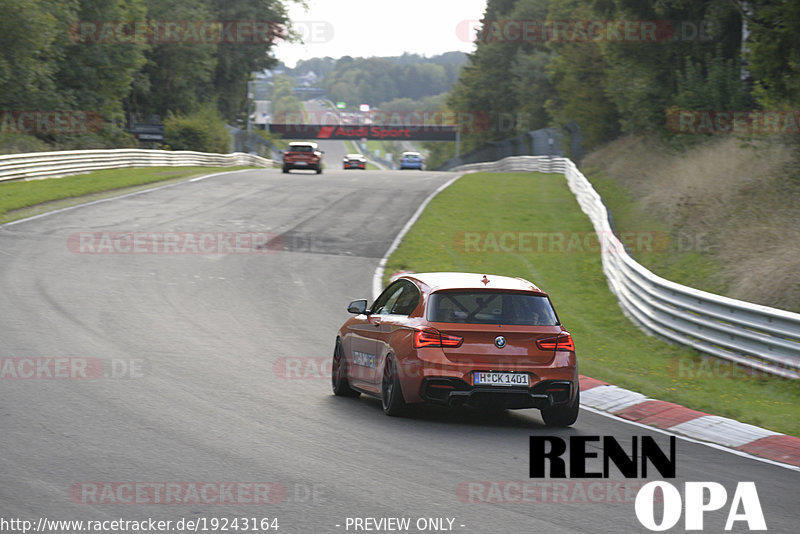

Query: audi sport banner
269;124;457;141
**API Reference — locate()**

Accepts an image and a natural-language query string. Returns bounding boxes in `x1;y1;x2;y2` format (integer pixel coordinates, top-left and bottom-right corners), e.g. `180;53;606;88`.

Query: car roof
345;153;365;158
402;151;421;156
289;141;318;147
401;272;545;294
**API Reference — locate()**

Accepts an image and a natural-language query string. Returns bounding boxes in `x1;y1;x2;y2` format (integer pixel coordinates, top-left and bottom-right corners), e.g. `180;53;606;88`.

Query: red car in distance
332;272;579;426
343;153;367;170
282;141;323;174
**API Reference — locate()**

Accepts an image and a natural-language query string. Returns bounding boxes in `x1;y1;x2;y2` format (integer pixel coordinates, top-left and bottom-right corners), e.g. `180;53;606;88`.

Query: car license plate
295;161;308;166
474;372;529;387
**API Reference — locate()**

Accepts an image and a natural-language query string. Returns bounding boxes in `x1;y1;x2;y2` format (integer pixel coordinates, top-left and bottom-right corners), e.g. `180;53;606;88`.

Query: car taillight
414;328;463;348
536;333;575;351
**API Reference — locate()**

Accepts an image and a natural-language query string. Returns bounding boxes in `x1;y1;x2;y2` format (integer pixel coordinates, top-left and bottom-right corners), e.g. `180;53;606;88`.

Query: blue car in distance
399;151;424;170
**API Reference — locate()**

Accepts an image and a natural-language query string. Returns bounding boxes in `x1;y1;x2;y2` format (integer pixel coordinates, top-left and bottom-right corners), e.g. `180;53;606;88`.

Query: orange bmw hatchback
332;272;579;426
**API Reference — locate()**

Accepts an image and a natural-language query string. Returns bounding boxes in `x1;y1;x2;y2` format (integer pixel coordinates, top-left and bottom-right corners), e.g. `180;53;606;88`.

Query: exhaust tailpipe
449;397;464;408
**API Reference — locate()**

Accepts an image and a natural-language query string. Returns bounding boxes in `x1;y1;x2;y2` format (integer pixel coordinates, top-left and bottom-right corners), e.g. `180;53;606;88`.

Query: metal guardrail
452;156;800;379
0;149;273;182
437;127;569;171
355;142;394;170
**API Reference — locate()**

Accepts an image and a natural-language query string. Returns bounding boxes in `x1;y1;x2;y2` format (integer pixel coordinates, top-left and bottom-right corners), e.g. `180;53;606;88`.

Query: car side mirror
347;299;368;314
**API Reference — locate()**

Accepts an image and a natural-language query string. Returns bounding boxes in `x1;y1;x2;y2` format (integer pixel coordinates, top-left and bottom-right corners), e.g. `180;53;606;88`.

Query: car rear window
427;291;558;325
290;145;314;152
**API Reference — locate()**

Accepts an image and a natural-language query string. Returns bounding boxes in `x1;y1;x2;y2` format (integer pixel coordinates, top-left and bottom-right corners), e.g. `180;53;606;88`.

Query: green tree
545;44;619;148
56;0;148;122
205;0;291;120
544;0;618;148
322;55;465;107
674;47;748;111
128;0;218;119
0;0;77;110
743;0;800;107
270;75;302;120
594;0;741;133
291;57;337;78
163;104;231;153
448;0;551;150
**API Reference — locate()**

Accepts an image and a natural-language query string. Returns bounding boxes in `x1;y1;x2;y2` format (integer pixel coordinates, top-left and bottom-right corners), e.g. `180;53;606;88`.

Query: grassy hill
583;135;800;313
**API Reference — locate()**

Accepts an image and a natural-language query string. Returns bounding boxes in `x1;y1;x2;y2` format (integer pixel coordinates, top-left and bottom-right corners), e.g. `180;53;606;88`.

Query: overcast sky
274;0;488;66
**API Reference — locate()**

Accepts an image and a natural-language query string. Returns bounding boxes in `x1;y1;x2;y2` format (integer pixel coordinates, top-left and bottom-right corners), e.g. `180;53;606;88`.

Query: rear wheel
282;166;289;174
316;165;323;175
540;388;579;427
332;340;359;397
381;356;406;416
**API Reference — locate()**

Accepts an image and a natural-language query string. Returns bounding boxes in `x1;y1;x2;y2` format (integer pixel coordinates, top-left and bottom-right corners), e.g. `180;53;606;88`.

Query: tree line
443;0;800;155
320;52;467;108
0;0;290;151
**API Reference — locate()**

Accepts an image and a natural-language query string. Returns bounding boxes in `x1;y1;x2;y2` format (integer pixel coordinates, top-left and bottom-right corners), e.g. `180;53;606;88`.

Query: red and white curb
580;375;800;468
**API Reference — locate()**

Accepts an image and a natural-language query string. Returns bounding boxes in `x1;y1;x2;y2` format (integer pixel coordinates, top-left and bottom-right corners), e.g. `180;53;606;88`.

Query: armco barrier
452;156;800;379
0;149;272;182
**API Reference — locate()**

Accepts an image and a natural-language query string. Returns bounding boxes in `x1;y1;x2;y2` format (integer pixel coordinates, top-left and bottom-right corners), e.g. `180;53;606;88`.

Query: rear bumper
284;161;320;170
419;378;574;410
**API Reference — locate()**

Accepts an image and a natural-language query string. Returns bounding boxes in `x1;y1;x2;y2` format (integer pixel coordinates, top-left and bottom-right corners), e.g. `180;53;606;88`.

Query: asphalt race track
1;166;797;533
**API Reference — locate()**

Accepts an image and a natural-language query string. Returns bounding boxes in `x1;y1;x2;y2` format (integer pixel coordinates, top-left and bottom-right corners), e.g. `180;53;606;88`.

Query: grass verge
585;169;730;295
583;135;800;312
365;140;387;155
384;172;800;436
0;166;254;224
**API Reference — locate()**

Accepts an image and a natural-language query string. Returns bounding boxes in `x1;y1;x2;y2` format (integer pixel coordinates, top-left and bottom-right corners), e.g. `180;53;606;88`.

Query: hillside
278;52;468;108
583;135;800;313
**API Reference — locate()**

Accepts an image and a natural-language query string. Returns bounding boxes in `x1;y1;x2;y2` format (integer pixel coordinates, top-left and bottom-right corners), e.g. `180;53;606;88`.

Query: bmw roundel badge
495;335;506;348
